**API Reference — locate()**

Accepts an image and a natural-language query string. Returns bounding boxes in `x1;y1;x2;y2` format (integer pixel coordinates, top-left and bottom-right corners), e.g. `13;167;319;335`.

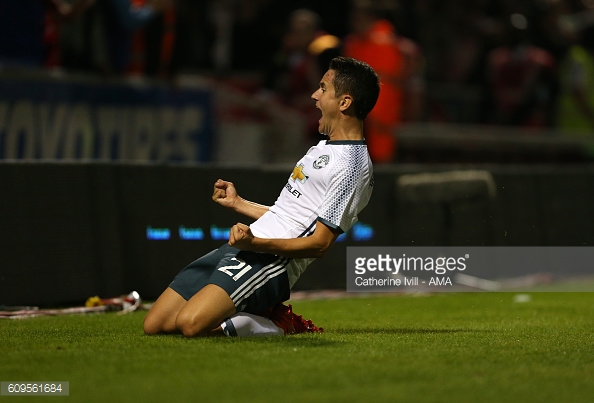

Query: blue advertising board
0;75;213;162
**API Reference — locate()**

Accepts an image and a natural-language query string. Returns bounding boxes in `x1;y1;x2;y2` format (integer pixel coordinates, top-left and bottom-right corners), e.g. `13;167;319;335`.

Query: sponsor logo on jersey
313;154;330;169
285;182;302;198
290;163;308;183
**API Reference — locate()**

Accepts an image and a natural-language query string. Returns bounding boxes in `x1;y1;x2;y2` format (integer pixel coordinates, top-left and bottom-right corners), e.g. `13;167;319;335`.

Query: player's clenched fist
228;222;254;249
212;179;238;209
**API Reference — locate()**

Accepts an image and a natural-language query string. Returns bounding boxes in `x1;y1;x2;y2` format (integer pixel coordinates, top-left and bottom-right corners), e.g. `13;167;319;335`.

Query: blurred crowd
1;0;594;163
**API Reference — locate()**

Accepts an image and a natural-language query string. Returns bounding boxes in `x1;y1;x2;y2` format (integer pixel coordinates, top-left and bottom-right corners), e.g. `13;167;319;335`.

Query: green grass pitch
1;292;593;403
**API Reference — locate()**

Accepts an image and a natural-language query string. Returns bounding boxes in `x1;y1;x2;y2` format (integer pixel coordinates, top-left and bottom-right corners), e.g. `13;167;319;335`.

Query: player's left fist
228;222;254;249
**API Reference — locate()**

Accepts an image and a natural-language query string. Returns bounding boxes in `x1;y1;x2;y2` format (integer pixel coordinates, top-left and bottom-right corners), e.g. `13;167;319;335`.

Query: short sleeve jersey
249;139;374;287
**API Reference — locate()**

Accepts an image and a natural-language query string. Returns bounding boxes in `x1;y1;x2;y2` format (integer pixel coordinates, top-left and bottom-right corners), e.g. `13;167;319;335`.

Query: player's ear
339;95;353;112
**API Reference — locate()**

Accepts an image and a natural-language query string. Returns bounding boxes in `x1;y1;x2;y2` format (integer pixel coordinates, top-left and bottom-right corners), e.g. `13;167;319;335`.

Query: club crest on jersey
290;163;309;183
313;154;330;169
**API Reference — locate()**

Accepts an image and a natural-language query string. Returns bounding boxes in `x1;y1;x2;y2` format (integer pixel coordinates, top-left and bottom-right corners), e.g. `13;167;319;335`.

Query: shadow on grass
332;327;493;335
245;336;337;347
194;333;338;347
149;327;491;346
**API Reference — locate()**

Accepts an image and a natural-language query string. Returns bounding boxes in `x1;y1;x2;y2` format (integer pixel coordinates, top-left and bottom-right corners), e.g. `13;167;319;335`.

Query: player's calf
143;287;187;335
174;284;237;337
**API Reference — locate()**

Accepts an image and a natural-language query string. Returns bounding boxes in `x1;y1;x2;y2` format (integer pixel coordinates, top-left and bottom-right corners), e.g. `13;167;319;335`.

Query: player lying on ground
143;56;380;337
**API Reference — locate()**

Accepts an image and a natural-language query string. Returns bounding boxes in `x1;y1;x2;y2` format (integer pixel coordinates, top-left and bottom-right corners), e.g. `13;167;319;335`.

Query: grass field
1;292;593;403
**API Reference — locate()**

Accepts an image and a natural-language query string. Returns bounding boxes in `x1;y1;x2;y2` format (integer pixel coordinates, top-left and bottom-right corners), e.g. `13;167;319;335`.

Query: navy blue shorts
169;244;291;314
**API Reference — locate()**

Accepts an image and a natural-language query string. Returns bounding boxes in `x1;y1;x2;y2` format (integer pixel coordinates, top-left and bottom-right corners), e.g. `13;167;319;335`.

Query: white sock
220;313;284;337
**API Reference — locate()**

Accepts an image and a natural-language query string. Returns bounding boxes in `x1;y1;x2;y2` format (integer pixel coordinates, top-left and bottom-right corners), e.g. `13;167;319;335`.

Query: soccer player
143;56;380;337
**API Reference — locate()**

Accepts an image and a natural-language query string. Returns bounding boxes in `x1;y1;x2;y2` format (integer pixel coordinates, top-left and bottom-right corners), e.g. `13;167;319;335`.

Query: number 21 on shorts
217;257;251;281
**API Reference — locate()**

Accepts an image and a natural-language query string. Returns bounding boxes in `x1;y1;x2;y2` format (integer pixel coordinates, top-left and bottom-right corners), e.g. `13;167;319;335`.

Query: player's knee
175;311;208;337
143;309;177;335
143;313;162;335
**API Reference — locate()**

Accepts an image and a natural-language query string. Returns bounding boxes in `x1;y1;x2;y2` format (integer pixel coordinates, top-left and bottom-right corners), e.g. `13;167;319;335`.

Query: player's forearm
233;198;270;220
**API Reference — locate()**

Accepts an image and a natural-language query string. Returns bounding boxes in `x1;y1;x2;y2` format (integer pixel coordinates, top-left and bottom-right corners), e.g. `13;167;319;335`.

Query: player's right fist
212;179;238;209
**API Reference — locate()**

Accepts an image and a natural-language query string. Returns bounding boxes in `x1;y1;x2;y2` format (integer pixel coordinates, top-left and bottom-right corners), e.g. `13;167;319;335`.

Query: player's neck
326;121;364;141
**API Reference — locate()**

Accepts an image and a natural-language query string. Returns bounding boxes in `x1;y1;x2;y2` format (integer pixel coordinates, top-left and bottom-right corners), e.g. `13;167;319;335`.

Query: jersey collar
326;140;367;145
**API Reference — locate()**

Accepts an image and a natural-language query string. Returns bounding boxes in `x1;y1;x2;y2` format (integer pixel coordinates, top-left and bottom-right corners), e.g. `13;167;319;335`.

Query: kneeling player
143;57;380;337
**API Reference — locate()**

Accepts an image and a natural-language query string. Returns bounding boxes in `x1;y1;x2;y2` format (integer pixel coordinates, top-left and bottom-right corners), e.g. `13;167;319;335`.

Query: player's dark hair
329;56;380;120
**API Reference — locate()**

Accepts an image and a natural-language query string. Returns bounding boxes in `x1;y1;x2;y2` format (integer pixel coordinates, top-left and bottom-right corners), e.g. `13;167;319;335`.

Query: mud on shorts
169;243;291;314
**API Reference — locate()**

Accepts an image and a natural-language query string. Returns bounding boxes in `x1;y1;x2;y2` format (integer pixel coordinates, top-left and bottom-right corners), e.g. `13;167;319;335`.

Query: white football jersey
249;139;374;287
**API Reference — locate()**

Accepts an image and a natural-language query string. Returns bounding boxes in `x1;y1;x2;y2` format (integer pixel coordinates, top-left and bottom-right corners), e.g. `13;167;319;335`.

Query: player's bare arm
212;179;270;220
229;221;340;258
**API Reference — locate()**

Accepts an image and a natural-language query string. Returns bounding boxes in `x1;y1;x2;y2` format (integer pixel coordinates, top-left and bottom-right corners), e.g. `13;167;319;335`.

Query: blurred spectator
486;13;556;127
59;1;104;73
59;0;174;76
209;0;284;79
416;0;501;85
532;0;578;59
444;1;497;86
556;25;594;134
343;0;406;163
0;0;93;68
101;0;174;75
136;1;177;77
262;8;341;142
230;0;282;74
398;35;425;123
209;0;234;73
167;0;214;74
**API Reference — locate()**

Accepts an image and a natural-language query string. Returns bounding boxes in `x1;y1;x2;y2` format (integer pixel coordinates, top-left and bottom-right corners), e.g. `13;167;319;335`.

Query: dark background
2;162;593;306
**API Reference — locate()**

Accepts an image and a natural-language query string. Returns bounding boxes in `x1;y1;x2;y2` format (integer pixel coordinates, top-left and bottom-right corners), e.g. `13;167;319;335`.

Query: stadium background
1;0;594;306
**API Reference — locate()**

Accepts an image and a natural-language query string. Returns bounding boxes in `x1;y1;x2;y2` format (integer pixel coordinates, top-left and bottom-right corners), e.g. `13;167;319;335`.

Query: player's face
311;69;340;136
